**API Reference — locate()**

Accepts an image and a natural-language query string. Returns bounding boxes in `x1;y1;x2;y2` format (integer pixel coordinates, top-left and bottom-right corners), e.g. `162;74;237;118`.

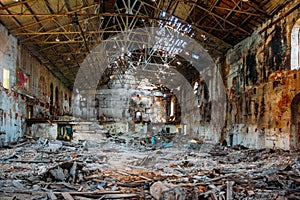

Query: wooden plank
103;194;140;199
226;181;234;200
47;191;58;200
0;190;122;195
61;192;75;200
8;159;51;163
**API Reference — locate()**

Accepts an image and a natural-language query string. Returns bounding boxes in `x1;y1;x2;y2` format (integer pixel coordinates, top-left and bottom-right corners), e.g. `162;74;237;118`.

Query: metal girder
0;0;36;10
213;5;263;17
208;0;247;36
8;4;97;33
244;0;270;17
192;2;250;35
43;0;55;14
2;0;233;52
0;0;284;90
16;30;123;35
0;1;23;27
194;0;221;25
18;16;101;42
222;12;252;40
0;12;156;17
138;0;232;51
182;0;266;17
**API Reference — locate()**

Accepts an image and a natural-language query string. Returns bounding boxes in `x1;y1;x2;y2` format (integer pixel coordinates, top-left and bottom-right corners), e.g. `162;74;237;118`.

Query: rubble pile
0;135;299;200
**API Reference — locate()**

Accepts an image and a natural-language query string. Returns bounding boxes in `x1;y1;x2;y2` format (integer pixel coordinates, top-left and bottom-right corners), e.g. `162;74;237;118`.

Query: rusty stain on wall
218;4;300;149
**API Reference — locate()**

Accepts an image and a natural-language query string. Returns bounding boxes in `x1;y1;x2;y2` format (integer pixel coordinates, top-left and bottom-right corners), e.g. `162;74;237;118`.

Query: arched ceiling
0;0;294;89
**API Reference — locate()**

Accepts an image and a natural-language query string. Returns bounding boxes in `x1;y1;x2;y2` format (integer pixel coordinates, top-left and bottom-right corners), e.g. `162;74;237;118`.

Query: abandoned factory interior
0;0;300;199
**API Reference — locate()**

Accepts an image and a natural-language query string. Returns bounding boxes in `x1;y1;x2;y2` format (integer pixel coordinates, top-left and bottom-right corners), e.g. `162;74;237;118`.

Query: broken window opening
3;68;9;89
135;111;142;122
169;95;178;120
291;18;300;70
193;81;198;94
62;94;70;115
170;101;175;117
26;105;33;119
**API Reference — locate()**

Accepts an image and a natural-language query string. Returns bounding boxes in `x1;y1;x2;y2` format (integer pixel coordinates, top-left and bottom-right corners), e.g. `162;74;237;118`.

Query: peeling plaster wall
178;69;225;144
0;24;71;146
18;48;72;117
0;88;25;145
95;74;167;124
94;75;170;134
219;1;300;149
73;73;180;135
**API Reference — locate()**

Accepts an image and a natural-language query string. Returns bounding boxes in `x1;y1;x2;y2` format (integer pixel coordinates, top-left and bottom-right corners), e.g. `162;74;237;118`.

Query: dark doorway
50;83;54;115
290;93;300;149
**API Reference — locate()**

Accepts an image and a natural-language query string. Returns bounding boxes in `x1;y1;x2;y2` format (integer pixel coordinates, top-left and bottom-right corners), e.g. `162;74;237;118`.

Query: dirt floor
0;133;299;200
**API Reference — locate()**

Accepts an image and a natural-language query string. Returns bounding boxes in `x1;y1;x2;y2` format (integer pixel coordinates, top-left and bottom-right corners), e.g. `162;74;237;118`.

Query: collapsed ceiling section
0;0;291;89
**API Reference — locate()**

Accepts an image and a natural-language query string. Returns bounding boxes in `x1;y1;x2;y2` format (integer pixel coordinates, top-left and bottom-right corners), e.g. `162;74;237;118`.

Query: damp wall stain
217;1;300;149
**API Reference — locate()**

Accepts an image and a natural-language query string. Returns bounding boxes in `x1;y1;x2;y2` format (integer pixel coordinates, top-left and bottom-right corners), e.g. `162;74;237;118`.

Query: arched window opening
170;100;175;117
291;19;300;70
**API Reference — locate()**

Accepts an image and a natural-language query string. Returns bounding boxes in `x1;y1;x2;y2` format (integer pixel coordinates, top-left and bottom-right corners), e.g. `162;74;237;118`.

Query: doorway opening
290;93;300;149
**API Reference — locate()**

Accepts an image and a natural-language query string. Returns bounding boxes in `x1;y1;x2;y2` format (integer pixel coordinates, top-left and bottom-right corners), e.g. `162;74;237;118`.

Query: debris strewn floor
0;134;299;200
